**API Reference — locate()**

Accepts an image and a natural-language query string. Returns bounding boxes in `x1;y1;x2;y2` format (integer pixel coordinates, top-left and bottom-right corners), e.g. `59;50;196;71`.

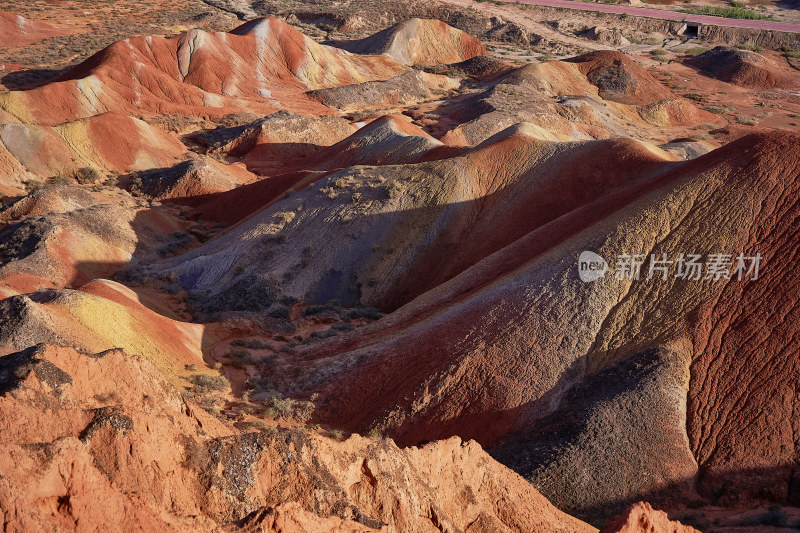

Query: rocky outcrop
0;343;597;532
600;503;700;533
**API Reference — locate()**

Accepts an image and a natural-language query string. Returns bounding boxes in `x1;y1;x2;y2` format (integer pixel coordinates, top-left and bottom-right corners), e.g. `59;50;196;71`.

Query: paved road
510;0;800;33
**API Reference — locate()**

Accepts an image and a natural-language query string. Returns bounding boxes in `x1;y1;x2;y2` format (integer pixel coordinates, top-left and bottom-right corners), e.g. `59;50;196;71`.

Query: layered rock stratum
0;6;797;532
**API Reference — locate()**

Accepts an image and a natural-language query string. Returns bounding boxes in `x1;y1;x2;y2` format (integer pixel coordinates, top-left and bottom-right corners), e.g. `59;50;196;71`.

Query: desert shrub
329;429;345;440
736;115;758;126
247;339;270;349
75;167;100;184
24;180;43;192
49;176;71;185
684;46;709;56
239;420;267;430
269;305;291;319
247;376;272;394
264;396;313;422
187;373;229;393
226;348;252;367
782;47;800;58
651;48;667;56
385;181;406;199
737;42;763;51
94;392;120;404
268;396;295;418
181;436;210;471
128;172;143;193
368;429;383;439
305;303;335;316
158;231;191;257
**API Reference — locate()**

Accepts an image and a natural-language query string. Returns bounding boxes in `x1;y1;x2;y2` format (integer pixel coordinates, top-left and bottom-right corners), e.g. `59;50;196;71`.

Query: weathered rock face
491;346;699;521
585;26;630;47
0;191;192;299
0;343;598;532
599;503;700;533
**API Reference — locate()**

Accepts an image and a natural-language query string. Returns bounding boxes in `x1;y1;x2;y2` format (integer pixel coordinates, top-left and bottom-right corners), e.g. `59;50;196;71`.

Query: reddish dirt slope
0;112;186;181
0;11;58;50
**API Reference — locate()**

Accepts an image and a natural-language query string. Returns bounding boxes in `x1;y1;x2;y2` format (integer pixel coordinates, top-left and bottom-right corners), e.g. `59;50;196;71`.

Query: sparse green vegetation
702;105;729;115
781;46;800;58
736;115;758;126
737;42;763;52
75;167;100;184
225;348;253;367
651;48;667;56
679;6;772;20
684;46;709;56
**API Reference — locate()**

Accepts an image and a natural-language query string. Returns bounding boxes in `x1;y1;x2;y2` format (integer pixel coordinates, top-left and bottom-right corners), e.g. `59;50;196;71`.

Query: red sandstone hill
0;17;407;126
687;46;800;89
328;18;488;66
